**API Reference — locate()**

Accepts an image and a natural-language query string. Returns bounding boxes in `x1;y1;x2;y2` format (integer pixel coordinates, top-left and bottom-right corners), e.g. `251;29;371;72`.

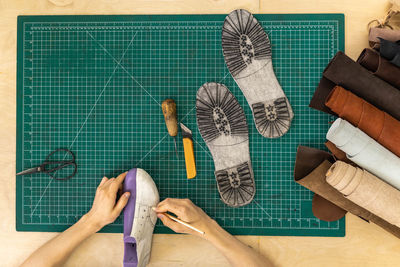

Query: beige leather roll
326;161;400;228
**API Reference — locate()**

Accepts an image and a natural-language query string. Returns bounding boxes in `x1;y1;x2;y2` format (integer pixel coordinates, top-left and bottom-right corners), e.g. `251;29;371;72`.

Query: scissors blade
16;166;41;176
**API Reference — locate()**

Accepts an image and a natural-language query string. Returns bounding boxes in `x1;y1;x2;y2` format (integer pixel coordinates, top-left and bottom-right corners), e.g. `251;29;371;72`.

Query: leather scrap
369;27;400;49
379;38;400;67
312;193;347;222
325;141;353;164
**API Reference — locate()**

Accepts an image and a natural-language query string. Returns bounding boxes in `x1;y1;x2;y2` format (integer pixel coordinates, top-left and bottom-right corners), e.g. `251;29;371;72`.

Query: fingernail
151;206;156;211
124;192;130;198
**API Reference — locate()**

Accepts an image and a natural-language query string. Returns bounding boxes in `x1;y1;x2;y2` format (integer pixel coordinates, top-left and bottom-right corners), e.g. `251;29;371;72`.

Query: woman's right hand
155;198;272;267
153;198;216;238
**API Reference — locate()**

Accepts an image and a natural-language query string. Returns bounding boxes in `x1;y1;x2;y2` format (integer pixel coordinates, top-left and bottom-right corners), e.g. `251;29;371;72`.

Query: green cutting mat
16;14;344;236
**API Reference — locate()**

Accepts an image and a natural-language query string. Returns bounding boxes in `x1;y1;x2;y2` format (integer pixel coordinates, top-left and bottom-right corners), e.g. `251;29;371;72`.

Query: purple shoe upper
123;168;138;267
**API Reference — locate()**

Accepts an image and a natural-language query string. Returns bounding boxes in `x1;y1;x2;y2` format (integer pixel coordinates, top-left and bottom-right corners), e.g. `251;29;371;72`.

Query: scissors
16;148;77;181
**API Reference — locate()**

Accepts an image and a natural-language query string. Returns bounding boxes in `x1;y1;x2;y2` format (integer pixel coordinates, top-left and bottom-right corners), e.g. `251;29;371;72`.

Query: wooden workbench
1;0;399;266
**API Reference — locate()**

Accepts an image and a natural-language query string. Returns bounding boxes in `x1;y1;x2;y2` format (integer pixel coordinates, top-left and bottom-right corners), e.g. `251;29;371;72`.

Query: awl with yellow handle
161;99;178;158
180;123;196;179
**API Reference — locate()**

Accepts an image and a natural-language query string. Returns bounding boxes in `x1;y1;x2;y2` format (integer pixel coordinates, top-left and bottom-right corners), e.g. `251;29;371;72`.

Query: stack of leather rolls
294;28;400;238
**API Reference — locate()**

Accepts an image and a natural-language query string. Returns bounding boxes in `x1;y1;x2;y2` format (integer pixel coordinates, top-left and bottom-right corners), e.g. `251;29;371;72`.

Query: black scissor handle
43;160;75;172
45;148;75;162
47;162;77;181
43;148;77;181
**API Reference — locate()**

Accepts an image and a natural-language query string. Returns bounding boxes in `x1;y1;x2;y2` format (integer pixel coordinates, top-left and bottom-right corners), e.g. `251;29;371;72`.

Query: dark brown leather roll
308;77;337;115
294;145;400;239
357;48;400;89
325;86;400;157
309;51;400;121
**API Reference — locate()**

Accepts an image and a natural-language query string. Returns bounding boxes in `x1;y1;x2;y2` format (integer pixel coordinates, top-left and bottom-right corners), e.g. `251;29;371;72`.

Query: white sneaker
123;168;160;267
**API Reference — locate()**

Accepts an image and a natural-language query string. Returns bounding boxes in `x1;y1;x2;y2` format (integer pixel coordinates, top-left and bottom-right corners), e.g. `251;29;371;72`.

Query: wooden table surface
1;0;400;266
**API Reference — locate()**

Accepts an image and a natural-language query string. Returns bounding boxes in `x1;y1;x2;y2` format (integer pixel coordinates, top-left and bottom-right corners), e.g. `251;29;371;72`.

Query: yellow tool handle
182;137;196;179
161;99;178;137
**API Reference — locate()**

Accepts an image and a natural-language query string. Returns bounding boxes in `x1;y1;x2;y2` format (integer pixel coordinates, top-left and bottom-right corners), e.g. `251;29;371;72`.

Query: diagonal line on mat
87;31;160;107
134;133;169;167
30;34;136;216
179;107;195;123
218;71;230;83
253;199;272;219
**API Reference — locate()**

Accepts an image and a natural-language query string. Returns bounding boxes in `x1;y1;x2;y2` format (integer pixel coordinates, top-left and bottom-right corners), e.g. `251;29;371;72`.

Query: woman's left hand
86;172;130;232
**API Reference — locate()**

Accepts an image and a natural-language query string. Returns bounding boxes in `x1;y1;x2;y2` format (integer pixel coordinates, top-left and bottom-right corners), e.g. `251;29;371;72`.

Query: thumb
113;192;130;217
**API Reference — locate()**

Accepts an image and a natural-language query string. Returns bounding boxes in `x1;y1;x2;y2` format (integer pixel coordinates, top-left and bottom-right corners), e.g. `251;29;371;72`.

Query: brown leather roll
357;48;400;89
325;86;400;157
294;146;400;239
309;51;400;121
293;145;346;222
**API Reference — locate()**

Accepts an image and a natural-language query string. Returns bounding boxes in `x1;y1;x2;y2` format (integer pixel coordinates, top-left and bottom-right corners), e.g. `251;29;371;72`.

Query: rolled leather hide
326;118;400;190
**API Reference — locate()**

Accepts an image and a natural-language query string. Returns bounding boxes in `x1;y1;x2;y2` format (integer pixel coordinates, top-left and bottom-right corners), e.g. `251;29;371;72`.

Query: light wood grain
1;0;399;266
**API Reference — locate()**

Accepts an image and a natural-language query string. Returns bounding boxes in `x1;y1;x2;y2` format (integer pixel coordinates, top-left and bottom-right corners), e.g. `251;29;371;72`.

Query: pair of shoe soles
197;9;294;208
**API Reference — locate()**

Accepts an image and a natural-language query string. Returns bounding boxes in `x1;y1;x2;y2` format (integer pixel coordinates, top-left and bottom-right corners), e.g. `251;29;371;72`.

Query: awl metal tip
173;136;178;159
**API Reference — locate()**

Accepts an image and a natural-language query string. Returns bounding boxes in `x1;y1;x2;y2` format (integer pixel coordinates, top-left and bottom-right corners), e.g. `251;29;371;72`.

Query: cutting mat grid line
16;15;344;236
